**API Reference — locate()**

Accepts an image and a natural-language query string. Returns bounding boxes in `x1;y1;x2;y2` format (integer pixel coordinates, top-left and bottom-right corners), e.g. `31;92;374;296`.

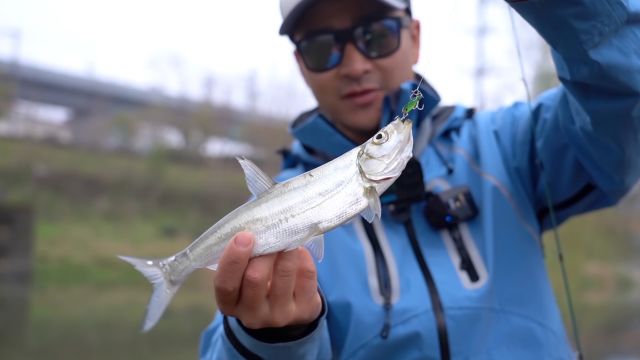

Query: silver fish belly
186;147;366;269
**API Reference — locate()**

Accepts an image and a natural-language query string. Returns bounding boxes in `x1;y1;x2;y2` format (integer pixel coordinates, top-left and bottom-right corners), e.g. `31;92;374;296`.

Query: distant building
0;119;72;144
200;136;257;158
0;100;72;143
131;122;185;153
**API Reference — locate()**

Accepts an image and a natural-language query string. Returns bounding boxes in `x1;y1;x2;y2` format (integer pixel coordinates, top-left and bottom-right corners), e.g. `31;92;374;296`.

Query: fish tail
118;255;184;332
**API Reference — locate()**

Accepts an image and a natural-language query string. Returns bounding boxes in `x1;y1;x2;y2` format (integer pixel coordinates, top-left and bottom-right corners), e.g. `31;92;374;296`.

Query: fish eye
372;130;389;145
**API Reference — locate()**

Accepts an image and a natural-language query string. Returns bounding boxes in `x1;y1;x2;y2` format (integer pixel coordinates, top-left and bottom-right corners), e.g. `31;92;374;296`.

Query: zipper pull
380;302;392;339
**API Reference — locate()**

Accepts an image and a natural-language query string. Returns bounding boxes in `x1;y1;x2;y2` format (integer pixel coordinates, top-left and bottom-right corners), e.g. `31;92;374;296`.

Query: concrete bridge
0;59;192;121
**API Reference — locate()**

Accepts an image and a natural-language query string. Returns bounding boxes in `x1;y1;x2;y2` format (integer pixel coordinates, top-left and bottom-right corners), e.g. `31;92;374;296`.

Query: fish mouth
371;175;395;182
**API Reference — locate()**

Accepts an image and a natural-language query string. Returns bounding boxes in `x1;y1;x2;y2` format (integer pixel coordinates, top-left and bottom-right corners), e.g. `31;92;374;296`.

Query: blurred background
0;0;638;359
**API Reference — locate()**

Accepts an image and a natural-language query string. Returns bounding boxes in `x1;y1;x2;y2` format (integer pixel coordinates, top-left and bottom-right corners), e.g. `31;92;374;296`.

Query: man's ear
409;19;421;65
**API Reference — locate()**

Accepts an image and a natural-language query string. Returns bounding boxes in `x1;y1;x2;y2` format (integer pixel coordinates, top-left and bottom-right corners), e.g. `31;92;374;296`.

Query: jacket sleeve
199;297;332;359
493;0;640;228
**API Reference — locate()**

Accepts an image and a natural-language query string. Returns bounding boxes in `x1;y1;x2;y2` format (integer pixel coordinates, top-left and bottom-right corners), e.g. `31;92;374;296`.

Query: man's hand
213;231;322;329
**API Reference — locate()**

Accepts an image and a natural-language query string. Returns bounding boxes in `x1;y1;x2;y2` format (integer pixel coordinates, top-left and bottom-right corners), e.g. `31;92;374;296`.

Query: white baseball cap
279;0;411;35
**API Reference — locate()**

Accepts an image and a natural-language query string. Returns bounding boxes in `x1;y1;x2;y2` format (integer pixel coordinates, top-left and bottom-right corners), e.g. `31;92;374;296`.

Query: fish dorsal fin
305;235;325;262
237;157;275;197
360;187;381;223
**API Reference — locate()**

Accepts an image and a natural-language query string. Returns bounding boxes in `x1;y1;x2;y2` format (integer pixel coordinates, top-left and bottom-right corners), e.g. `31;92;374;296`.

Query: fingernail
235;234;252;248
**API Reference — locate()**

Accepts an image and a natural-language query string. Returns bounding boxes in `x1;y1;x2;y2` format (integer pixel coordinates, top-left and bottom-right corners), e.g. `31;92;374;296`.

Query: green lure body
401;77;425;119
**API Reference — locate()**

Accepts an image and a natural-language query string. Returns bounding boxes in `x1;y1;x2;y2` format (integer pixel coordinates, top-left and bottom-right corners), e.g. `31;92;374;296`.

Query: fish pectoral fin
205;253;223;271
237;157;275;197
360;207;376;223
304;235;325;263
360;187;381;223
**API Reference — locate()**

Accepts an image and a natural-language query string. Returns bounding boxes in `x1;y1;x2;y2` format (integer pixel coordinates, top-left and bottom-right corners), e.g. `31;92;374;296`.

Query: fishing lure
401;78;425;119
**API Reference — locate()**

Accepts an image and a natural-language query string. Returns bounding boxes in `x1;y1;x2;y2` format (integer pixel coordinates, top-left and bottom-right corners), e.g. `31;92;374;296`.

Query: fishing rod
507;6;584;358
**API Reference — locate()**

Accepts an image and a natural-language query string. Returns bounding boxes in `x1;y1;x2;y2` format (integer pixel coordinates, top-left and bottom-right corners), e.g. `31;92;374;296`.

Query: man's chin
341;121;380;143
323;106;382;141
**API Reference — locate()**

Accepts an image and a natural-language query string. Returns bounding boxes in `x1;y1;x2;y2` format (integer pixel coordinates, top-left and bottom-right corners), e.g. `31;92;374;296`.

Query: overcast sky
0;0;547;120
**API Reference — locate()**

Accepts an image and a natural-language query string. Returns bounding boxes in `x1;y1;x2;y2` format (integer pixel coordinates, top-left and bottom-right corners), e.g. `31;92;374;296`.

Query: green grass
8;279;215;360
0;138;261;360
544;210;640;358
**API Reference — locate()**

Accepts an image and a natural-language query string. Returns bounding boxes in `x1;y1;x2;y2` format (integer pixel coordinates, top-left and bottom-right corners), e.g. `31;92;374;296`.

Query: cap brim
279;0;408;35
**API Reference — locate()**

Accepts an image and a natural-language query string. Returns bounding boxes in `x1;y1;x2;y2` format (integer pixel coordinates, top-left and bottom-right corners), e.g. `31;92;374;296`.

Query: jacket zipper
361;219;393;339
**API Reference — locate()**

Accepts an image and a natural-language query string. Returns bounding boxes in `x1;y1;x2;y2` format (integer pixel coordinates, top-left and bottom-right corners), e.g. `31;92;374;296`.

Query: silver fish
119;117;413;332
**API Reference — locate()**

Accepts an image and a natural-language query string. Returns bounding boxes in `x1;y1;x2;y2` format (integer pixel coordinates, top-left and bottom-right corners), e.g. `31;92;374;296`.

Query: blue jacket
201;1;640;358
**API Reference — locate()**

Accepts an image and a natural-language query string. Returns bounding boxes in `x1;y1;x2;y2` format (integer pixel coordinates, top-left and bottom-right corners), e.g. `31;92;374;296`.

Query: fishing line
507;6;584;358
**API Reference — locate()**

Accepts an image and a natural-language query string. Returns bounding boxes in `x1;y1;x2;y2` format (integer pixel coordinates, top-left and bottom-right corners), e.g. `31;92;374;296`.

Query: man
200;0;640;358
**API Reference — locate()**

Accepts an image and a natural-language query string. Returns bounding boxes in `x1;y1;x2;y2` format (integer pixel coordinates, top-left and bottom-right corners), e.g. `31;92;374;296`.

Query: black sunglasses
294;15;412;73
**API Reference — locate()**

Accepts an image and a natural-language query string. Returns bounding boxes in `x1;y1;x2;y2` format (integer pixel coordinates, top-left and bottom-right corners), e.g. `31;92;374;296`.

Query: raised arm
491;0;640;228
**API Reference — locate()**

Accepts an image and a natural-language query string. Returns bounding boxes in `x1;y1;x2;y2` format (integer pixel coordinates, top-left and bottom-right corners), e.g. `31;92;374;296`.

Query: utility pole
474;0;490;110
202;75;216;105
0;28;22;117
246;70;258;114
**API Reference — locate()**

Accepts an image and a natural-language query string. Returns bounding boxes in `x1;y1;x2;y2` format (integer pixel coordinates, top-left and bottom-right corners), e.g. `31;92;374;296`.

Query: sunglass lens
299;34;342;72
355;18;401;59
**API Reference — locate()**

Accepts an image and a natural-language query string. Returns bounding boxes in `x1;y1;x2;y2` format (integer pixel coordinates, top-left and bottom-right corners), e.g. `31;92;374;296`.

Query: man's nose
338;42;373;78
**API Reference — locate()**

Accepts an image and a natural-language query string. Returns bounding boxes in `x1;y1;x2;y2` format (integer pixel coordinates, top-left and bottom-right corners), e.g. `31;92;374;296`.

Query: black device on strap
424;187;480;283
382;159;481;284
